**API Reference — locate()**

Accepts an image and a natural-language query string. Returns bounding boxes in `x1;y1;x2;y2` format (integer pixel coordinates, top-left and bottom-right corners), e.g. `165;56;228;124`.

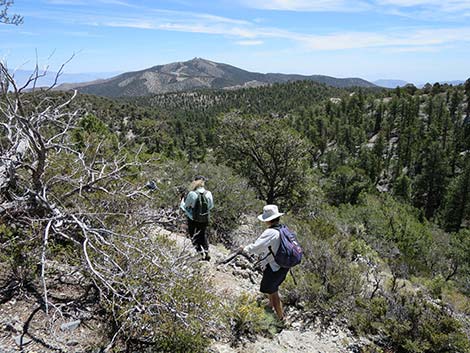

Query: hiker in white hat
240;204;289;320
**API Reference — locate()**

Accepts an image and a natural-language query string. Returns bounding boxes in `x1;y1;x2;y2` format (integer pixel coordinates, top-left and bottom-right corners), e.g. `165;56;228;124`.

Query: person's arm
244;229;277;255
206;191;214;210
183;191;196;209
180;191;196;218
179;197;186;212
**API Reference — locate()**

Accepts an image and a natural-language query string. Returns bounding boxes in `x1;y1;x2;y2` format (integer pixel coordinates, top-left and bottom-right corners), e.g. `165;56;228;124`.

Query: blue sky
1;0;470;83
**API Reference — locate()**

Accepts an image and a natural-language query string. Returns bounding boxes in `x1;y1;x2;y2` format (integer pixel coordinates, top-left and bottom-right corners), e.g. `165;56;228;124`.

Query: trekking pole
289;268;298;286
216;249;245;265
216;250;259;285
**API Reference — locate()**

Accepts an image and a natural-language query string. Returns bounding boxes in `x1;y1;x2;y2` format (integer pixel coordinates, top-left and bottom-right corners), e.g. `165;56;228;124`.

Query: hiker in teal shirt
180;175;214;260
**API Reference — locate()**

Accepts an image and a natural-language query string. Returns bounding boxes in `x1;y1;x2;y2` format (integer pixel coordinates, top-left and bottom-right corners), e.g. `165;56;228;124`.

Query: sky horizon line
10;56;468;86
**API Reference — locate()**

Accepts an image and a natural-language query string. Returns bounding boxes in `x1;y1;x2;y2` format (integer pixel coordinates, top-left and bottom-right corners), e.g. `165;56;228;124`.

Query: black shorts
260;264;289;294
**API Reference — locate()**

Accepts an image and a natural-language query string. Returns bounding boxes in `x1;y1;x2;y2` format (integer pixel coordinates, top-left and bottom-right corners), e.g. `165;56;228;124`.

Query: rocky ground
155;227;365;353
0;225;365;352
0;261;104;353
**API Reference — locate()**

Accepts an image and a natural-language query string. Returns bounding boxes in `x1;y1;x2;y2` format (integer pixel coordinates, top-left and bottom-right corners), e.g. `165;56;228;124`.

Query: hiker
180;175;214;261
240;204;290;320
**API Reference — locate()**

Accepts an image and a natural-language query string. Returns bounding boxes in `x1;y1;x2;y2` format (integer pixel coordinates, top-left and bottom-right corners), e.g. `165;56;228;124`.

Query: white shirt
244;228;281;271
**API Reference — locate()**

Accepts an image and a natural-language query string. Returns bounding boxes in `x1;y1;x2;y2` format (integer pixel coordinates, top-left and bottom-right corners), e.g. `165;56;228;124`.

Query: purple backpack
270;224;303;268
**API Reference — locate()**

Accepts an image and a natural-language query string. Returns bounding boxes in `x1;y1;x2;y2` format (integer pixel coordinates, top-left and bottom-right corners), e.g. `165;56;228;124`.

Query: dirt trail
152;226;361;353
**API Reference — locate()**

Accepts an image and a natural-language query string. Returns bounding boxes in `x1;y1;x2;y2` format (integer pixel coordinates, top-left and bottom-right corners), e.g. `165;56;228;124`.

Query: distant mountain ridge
373;79;410;88
11;70;119;89
374;79;466;88
55;58;377;97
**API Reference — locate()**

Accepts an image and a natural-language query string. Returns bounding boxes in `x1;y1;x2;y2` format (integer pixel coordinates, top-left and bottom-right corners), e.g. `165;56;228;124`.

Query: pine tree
413;142;448;219
442;156;470;232
465;78;470;120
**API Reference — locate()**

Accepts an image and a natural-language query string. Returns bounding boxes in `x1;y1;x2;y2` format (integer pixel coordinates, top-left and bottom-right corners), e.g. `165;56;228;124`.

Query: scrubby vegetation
1;60;470;352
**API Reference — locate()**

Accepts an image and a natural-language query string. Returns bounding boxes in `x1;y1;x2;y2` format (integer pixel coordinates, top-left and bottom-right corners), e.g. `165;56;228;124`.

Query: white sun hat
257;204;284;222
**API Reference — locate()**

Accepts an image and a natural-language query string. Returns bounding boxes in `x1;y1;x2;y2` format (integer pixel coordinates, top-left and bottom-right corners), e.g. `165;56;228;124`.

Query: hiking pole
216;249;254;265
216;250;259;284
289;269;298;286
216;249;242;265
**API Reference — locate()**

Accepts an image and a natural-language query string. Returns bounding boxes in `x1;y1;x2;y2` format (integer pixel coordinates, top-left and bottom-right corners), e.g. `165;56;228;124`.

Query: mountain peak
189;57;207;61
56;59;377;97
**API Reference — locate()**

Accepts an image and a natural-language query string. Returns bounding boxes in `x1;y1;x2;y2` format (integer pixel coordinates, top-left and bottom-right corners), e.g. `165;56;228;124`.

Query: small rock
5;317;22;333
60;320;81;331
14;335;32;346
291;322;302;329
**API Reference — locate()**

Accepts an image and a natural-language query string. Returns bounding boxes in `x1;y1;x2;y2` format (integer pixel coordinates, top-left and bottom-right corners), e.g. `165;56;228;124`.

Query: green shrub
442;287;470;314
283;217;366;315
324;165;371;206
225;293;278;343
337;194;436;277
425;275;447;299
0;223;37;284
91;233;220;352
351;292;470;353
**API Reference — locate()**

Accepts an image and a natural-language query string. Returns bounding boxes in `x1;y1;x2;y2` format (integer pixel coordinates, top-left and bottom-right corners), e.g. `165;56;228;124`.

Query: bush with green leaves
324;165;371;206
335;194;470;301
91;232;220;352
282;217;366;317
225;292;279;344
351;292;470;353
336;193;436;277
0;223;38;287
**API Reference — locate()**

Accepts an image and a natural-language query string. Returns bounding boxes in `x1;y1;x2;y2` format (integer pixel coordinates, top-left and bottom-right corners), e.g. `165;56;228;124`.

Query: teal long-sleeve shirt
180;187;214;220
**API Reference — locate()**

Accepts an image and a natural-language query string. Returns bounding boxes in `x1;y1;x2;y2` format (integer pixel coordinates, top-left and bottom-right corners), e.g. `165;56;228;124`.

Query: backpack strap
253;249;272;268
252;226;281;267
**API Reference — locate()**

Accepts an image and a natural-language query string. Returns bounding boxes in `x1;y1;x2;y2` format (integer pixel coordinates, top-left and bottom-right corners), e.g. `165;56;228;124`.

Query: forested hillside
1;69;470;352
123;80;470;231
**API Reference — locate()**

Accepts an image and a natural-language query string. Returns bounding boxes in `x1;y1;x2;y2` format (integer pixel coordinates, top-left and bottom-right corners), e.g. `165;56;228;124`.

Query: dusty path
152;226;362;353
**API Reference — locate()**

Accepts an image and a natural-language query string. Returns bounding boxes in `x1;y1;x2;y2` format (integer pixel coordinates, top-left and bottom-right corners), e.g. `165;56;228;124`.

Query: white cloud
377;0;470;11
241;0;470;19
26;3;470;52
384;45;446;52
104;20;157;30
45;0;88;4
374;0;470;20
298;28;470;50
194;13;251;25
45;0;135;6
236;40;264;45
241;0;371;12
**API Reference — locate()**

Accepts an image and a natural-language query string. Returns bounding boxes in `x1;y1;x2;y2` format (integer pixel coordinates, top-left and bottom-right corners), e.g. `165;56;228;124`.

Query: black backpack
193;191;210;223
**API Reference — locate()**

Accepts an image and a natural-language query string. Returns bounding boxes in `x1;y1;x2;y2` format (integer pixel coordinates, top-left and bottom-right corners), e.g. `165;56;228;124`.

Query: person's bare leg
266;295;273;309
268;292;283;320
